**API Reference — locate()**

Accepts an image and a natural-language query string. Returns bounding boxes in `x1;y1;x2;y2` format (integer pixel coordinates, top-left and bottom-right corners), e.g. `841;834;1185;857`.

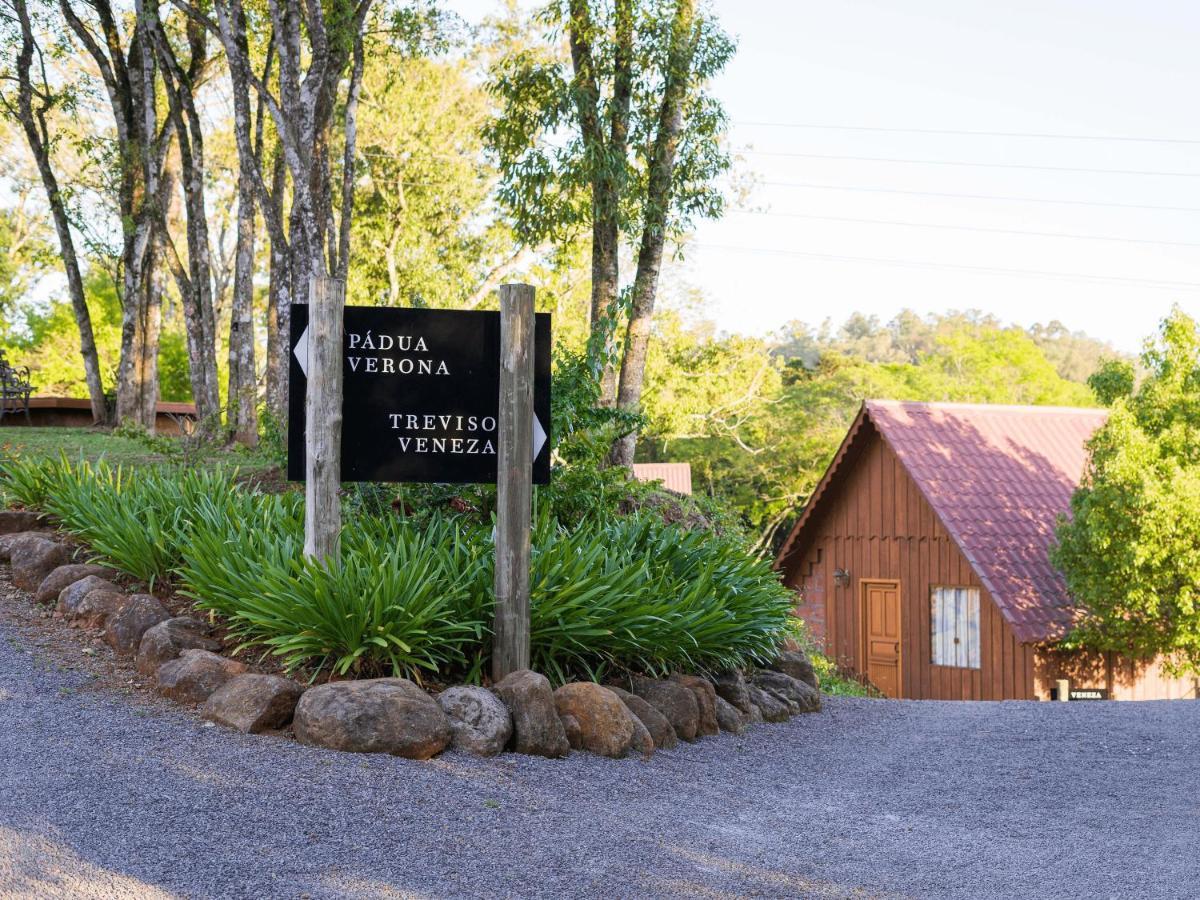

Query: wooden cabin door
862;580;902;698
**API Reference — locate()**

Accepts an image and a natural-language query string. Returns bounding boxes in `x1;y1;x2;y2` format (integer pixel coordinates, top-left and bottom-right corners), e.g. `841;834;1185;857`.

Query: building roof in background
631;462;693;496
779;401;1108;644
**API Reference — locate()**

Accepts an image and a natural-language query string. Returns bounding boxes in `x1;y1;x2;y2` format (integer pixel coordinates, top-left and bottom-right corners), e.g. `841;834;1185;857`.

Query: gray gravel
1;618;1198;899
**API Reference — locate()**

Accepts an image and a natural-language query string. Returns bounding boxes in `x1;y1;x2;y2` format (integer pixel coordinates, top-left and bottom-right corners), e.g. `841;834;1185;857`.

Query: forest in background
0;1;1124;553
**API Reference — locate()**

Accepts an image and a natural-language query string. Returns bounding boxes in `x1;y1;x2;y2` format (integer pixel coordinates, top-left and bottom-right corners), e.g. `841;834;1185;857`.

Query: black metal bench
0;352;33;425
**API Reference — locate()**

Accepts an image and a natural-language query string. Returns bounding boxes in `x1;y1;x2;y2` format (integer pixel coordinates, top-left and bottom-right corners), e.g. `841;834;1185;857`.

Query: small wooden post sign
287;303;550;484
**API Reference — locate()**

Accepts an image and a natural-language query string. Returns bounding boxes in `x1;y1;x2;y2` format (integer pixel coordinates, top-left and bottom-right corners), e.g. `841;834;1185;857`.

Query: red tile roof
631;462;693;495
865;401;1107;643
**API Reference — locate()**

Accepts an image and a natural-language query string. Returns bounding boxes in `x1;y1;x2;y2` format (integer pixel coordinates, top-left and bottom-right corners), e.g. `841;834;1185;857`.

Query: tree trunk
590;216;620;406
149;1;220;431
265;207;291;427
612;0;697;467
226;174;258;445
8;0;107;423
139;252;164;429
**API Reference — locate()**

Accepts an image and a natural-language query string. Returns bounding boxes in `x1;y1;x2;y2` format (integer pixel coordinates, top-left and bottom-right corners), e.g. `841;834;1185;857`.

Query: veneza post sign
287;305;551;484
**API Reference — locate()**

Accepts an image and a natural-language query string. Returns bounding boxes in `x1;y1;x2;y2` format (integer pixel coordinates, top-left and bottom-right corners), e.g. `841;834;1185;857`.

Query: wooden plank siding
786;424;1037;700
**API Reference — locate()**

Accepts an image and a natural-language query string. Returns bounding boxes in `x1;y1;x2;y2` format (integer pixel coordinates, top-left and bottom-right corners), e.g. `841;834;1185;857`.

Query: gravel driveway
1;609;1197;899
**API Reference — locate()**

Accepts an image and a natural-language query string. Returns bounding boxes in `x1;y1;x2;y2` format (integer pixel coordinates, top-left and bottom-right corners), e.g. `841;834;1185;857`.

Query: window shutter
931;587;981;669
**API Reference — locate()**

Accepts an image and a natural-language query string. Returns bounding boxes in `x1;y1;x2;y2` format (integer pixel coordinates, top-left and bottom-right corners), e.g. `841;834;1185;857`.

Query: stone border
0;509;823;762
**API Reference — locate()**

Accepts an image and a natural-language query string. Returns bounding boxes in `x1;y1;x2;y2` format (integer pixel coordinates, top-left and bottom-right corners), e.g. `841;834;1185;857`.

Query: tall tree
0;0;107;422
1053;308;1200;674
58;0;171;428
488;0;732;430
145;0;221;429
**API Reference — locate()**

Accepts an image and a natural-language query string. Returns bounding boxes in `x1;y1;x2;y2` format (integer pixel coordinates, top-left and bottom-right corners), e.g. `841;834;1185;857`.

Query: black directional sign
287;305;551;484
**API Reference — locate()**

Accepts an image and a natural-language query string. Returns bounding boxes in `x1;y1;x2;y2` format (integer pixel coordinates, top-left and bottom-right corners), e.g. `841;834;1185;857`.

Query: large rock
770;650;820;691
136;617;221;676
748;684;790;722
560;713;583;750
491;669;569;758
56;575;121;618
670;674;719;737
711;669;754;715
11;537;69;591
632;677;699;742
714;695;745;734
753;670;821;714
35;564;112;605
203;674;303;733
0;510;50;534
73;590;129;630
606;685;677;751
626;710;654;758
102;594;170;656
436;685;513;757
0;530;54;562
156;649;249;704
553;683;637;759
294;678;450;759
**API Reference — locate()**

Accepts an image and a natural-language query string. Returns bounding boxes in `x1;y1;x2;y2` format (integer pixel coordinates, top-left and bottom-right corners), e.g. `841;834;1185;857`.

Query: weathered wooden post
303;274;345;562
493;283;535;681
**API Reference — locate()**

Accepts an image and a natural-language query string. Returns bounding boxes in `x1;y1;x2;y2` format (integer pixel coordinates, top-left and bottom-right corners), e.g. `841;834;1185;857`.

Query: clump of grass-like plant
180;504;492;682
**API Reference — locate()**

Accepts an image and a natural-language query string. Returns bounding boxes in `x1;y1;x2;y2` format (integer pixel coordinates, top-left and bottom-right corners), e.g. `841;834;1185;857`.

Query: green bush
528;513;794;681
0;453;76;508
40;461;238;588
181;508;491;681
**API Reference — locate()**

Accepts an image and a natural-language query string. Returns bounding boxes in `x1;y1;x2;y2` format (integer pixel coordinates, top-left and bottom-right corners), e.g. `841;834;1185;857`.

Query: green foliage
181;502;491;682
0;269;191;402
349;47;516;309
528;512;794;682
1053;308;1200;673
2;453;795;684
644;308;1107;551
40;461;239;587
1088;359;1137;406
485;0;734;246
0;452;75;508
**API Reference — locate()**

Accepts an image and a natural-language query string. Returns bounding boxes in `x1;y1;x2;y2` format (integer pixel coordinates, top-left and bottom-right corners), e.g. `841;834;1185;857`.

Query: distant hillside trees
640;309;1110;552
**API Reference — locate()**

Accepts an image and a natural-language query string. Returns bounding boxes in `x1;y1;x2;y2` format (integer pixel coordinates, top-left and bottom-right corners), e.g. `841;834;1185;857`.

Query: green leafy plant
0;452;76;508
180;507;491;681
526;512;794;682
2;454;798;686
37;459;241;588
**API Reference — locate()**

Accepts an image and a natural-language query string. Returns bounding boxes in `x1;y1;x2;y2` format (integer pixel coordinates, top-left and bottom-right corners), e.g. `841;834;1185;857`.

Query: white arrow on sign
293;324;310;379
533;414;547;460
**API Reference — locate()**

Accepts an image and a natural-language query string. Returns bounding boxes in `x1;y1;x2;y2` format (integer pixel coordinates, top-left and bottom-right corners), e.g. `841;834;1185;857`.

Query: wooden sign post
493;283;535;681
303;274;345;562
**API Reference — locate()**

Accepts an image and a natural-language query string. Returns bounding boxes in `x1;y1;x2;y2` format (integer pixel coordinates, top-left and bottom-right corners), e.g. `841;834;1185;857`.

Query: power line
733;121;1200;146
747;180;1200;214
693;244;1200;291
728;210;1200;249
740;150;1200;178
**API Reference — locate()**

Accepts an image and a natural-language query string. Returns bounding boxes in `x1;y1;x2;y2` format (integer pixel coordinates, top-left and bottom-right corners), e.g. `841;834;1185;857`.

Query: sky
447;0;1200;353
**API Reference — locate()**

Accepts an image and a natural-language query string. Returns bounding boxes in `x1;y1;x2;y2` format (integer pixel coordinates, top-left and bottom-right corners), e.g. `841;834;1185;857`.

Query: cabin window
931;586;980;668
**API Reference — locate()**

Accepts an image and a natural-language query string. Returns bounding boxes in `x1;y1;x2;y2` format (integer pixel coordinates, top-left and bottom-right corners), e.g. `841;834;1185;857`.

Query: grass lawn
0;426;278;473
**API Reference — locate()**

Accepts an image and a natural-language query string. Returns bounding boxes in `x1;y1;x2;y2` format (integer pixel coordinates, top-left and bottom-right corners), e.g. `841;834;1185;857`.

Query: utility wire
740;150;1200;178
728;210;1200;248
744;180;1200;214
733;121;1200;145
693;244;1200;291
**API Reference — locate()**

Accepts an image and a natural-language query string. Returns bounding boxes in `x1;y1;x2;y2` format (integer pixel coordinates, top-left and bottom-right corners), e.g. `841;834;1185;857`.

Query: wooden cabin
775;401;1197;701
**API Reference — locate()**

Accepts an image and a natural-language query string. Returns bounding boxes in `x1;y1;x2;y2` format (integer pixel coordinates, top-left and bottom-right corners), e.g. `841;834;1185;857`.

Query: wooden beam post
303;274;344;562
493;283;535;681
